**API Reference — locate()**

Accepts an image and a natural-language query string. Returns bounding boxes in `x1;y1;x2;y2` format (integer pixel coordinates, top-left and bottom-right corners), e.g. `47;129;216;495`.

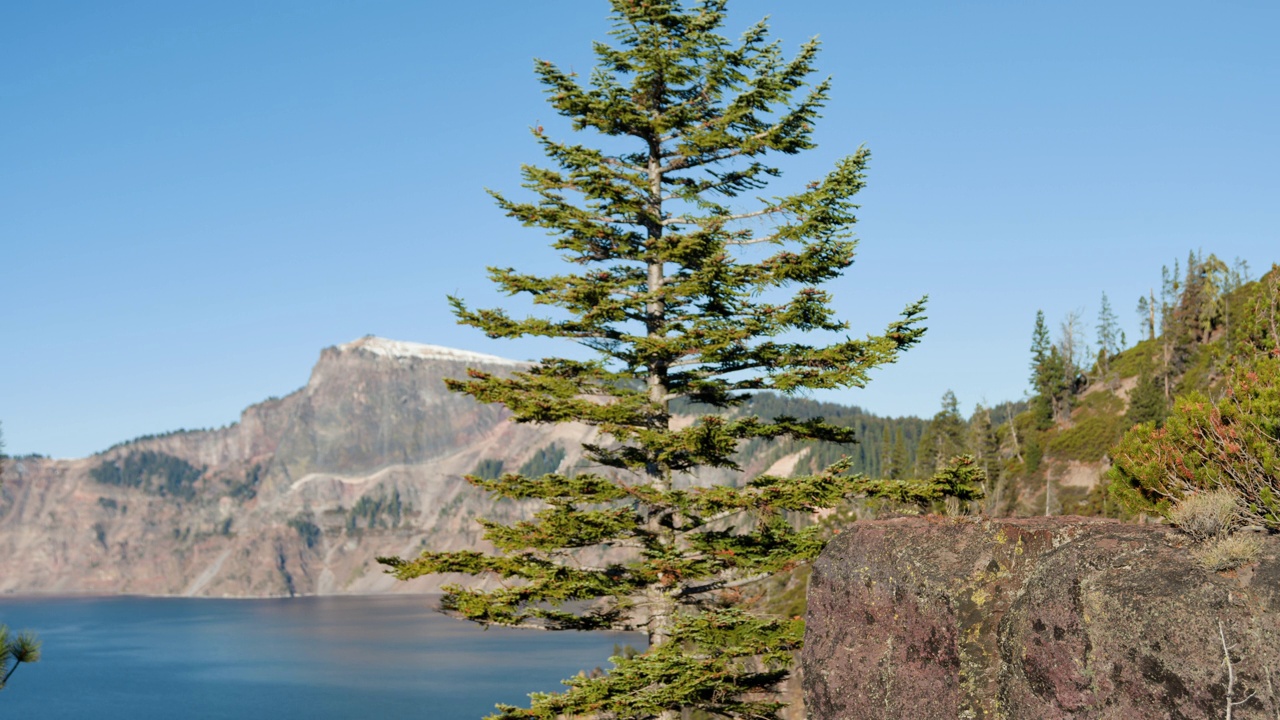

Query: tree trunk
645;127;681;720
1148;288;1156;341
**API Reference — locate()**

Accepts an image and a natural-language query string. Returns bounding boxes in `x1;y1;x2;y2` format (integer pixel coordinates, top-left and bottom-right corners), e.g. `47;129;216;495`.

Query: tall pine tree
378;3;949;718
1029;310;1063;428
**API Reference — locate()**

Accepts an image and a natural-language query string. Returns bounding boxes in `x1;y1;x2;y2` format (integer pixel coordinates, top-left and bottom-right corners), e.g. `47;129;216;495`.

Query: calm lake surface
0;595;641;719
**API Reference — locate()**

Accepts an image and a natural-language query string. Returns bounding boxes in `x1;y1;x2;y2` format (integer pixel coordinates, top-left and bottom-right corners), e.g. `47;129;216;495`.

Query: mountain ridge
0;338;555;597
0;336;926;598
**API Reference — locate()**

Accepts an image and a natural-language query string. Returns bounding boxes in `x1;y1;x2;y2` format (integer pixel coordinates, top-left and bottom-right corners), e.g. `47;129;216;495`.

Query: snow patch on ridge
338;336;524;367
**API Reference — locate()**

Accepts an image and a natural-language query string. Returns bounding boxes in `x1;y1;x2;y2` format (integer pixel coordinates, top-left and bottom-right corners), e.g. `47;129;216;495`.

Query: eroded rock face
0;338;562;597
802;517;1280;719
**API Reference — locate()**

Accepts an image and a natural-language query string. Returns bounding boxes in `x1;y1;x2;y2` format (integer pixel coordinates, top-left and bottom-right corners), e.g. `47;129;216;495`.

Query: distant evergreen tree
1157;260;1181;400
1172;251;1228;346
968;404;1002;488
877;433;892;479
1132;251;1239;402
1220;257;1253;354
1028;311;1056;428
1049;351;1075;423
890;427;910;480
1030;310;1052;386
1125;368;1168;429
1095;292;1119;375
915;391;968;477
1136;292;1155;342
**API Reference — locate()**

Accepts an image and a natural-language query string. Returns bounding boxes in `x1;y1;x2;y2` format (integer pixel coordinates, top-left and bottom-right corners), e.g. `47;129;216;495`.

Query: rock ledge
802;516;1280;719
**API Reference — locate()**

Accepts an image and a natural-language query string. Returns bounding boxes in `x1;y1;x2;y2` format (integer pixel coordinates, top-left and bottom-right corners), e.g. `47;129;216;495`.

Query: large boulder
802;516;1280;719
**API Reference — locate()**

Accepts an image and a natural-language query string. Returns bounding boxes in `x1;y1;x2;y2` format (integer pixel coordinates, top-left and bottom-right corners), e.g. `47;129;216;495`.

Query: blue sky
3;1;1277;458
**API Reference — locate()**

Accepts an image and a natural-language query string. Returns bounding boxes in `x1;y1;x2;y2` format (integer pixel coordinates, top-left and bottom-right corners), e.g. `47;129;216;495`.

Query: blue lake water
0;595;642;719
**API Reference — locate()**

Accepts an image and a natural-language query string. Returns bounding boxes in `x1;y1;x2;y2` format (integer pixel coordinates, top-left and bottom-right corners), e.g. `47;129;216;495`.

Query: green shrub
1108;355;1280;529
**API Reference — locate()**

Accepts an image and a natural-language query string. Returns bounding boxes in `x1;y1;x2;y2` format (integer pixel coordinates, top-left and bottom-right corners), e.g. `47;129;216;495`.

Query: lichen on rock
802;516;1280;719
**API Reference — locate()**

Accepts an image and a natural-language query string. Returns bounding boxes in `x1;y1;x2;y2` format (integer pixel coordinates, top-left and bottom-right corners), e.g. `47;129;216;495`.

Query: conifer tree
877;432;894;480
889;427;910;481
377;3;949;718
914;390;967;477
1125;367;1167;429
1136;293;1151;342
1095;292;1119;376
1158;261;1181;400
1028;310;1064;427
967;404;1001;488
1030;310;1051;382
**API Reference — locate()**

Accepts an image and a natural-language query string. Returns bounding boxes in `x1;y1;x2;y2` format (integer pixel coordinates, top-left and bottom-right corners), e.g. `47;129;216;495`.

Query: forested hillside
855;253;1277;522
661;253;1279;532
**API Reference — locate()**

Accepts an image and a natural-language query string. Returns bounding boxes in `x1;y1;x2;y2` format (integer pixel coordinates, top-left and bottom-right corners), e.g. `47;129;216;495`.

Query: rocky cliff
802;517;1280;719
0;337;601;597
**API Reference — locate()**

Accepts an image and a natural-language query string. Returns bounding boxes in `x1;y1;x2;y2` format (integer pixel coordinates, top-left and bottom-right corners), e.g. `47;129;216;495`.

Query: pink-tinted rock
802;516;1280;719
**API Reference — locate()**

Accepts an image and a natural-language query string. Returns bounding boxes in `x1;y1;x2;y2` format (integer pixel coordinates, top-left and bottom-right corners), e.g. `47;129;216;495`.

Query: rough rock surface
802;516;1280;719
